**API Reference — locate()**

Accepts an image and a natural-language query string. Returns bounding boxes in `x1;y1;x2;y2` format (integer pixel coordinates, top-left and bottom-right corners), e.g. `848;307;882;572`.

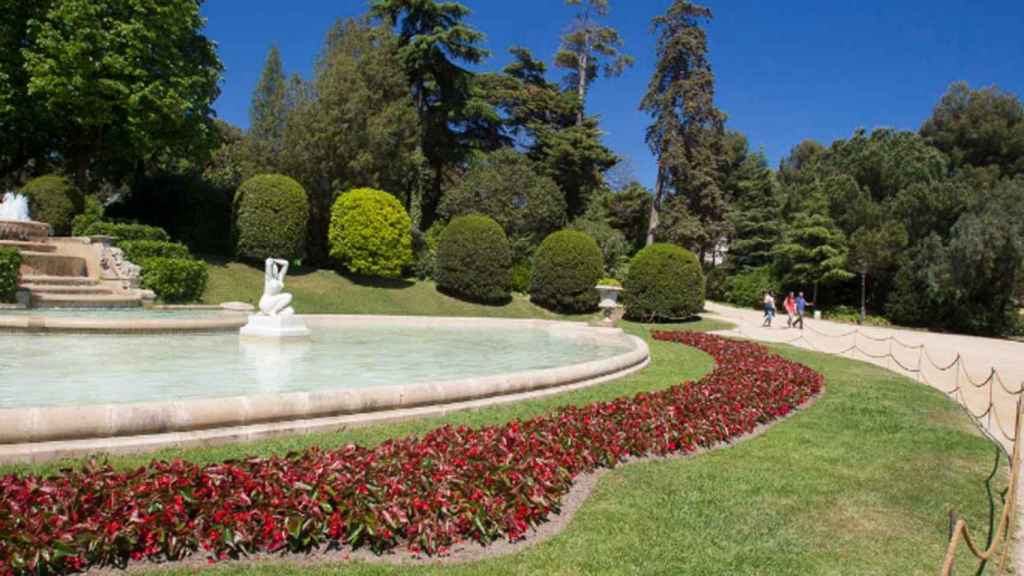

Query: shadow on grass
343;272;416;289
435;285;514;307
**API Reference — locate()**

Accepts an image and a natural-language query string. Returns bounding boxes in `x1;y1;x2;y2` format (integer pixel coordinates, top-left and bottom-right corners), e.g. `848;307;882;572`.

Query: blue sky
201;1;1024;189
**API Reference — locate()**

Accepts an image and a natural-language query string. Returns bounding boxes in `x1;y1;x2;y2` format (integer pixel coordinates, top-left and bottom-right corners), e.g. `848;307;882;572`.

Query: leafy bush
233;174;308;261
624;243;705;321
0;333;821;573
411;223;445;281
435;214;512;303
530;230;603;313
822;305;893;327
140;257;208;303
598;277;621;287
70;196;104;236
81;221;171;242
510;260;532;294
119;240;192;263
328;188;413;278
570;217;630;277
20;175;84;235
439;149;565;246
0;248;20;302
723;265;780;309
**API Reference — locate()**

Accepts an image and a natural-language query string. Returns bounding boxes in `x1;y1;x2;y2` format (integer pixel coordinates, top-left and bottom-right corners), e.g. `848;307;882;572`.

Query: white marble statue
0;192;30;221
259;258;295;317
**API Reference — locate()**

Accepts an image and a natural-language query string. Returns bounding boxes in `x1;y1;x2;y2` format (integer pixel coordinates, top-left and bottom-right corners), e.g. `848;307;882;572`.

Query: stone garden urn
595;282;624;326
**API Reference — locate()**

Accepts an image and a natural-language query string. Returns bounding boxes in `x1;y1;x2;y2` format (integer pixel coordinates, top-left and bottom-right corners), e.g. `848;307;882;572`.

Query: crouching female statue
259;258;295;317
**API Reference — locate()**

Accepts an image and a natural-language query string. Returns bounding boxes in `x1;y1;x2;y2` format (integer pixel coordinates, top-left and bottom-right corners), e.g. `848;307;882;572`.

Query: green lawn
200;258;564;319
3;316;1006;574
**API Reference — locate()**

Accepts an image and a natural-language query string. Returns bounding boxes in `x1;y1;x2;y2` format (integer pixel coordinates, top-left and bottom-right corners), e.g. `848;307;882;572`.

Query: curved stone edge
0;313;248;333
0;327;649;463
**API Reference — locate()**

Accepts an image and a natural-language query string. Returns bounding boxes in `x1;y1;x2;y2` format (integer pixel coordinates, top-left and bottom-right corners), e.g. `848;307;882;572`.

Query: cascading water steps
0;215;149;309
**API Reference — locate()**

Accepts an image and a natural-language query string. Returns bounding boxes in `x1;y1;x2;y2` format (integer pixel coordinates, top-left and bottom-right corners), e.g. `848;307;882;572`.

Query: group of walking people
762;291;809;329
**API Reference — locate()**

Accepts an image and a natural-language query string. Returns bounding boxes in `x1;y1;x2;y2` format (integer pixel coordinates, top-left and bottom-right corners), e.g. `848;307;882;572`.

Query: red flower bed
0;333;822;575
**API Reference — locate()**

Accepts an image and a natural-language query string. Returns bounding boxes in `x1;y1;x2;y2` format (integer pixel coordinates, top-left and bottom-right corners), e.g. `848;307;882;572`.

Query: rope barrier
708;305;1022;446
940;398;1022;575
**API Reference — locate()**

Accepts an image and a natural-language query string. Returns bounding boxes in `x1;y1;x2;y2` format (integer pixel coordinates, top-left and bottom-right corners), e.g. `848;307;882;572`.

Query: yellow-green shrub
328;188;413;278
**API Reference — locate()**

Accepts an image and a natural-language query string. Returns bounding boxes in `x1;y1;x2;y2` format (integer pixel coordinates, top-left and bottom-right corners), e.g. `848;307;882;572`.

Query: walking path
702;301;1024;572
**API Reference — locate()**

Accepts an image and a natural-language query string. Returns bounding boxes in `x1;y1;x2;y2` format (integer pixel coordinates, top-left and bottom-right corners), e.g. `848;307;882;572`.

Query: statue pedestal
239;314;310;339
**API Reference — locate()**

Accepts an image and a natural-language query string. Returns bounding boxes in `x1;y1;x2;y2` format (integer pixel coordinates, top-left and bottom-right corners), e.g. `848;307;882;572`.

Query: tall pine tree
639;0;725;257
555;0;634;126
370;0;489;228
773;189;853;303
727;151;781;271
249;46;287;145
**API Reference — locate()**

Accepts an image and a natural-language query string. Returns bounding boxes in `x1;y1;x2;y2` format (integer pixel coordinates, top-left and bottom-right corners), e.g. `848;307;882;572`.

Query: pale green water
0;324;634;409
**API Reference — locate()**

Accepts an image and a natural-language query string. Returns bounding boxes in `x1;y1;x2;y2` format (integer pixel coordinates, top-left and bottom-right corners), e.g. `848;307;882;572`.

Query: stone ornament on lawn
595;282;624;326
240;257;310;338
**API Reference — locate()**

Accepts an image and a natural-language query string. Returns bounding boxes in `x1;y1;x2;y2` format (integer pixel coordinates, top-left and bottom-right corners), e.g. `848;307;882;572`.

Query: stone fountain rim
0;315;650;463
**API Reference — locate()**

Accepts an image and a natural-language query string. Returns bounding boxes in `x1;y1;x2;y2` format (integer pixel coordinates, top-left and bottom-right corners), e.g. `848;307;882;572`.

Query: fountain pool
0;316;648;462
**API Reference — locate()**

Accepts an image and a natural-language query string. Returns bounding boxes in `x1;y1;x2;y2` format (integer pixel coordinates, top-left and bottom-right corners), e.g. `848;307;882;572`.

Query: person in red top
784;292;797;328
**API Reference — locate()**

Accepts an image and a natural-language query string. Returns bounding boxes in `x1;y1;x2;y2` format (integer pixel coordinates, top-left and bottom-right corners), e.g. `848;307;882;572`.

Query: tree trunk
575;50;589;126
646;167;663;246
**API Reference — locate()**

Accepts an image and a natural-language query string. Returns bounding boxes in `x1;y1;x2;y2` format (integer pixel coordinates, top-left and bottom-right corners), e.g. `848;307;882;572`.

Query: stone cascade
0;221;153;309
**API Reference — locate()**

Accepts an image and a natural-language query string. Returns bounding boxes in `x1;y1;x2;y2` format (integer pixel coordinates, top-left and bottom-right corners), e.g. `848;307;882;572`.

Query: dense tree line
2;0;1021;335
724;83;1024;335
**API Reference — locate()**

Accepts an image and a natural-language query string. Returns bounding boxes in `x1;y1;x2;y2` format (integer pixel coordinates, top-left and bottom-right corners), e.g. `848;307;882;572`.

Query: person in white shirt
762;291;776;327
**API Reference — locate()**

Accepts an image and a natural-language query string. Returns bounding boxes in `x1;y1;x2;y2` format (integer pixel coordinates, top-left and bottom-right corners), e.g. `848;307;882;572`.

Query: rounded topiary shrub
233;174;308;261
530;230;603;313
328;188;413;278
20;175;84;235
140;257;208;303
624;243;705;321
435;214;511;303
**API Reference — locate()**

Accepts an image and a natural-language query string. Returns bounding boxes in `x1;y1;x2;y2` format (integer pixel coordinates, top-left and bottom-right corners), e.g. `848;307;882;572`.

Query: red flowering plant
0;333;822;575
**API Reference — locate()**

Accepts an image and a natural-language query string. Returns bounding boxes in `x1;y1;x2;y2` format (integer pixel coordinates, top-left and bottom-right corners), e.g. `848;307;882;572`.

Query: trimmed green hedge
624;243;705;321
435;215;512;303
0;248;20;302
81;222;170;242
119;240;192;263
328;188;413;279
140;257;208;303
530;230;603;313
20;175;84;235
233;174;308;261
